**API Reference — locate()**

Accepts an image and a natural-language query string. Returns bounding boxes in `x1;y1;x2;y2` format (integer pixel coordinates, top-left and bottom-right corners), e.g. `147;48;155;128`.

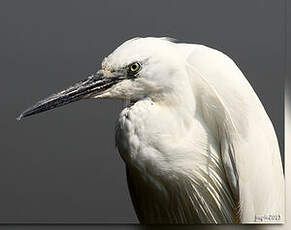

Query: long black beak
17;70;120;120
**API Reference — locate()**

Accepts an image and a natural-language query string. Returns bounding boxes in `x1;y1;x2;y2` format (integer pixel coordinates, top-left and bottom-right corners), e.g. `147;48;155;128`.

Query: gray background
0;0;285;227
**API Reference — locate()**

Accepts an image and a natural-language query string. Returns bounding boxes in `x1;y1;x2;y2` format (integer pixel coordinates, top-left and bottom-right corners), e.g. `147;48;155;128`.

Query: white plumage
19;37;284;224
104;37;284;223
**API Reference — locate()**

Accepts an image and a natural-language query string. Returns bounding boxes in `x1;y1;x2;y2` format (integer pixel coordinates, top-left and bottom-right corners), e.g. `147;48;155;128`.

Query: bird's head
18;37;188;120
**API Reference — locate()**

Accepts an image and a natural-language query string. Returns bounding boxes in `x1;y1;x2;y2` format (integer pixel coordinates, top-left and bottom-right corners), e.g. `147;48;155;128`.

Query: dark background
0;0;285;228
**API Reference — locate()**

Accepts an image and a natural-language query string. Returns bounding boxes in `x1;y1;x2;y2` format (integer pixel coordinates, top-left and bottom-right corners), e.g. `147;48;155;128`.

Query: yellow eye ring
129;62;141;73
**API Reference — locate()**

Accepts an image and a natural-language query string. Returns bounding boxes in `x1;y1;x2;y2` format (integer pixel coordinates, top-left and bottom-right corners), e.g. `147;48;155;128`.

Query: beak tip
16;113;24;121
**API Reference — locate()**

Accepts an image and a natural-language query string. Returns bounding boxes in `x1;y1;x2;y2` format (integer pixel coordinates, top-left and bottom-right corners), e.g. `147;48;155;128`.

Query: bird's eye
128;62;141;74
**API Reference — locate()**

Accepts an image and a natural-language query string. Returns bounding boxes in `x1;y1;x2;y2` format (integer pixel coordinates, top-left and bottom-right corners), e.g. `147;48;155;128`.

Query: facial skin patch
101;68;113;77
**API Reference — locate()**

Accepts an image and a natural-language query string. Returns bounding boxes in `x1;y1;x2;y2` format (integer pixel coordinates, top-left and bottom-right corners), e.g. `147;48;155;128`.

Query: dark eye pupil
129;63;140;74
132;64;137;70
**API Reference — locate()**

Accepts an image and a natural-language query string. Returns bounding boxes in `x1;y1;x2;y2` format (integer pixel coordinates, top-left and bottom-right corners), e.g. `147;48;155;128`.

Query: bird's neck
150;80;197;115
116;97;237;223
116;96;194;170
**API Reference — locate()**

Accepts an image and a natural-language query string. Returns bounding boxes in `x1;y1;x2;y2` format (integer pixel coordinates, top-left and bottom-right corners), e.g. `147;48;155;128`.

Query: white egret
18;37;284;224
